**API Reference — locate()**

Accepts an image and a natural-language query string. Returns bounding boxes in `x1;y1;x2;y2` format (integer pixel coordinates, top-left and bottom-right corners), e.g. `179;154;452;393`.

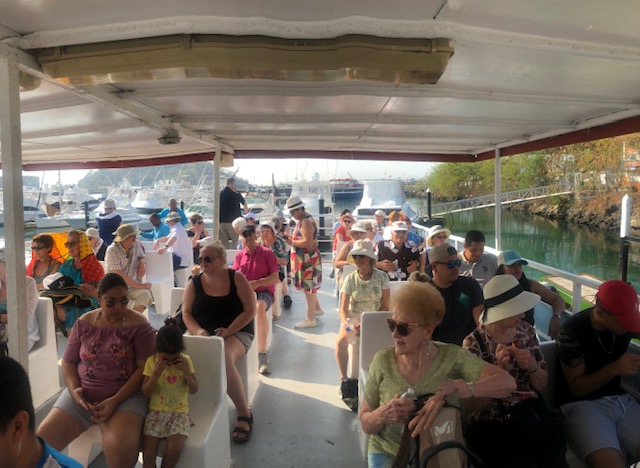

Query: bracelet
551;314;561;319
465;381;475;398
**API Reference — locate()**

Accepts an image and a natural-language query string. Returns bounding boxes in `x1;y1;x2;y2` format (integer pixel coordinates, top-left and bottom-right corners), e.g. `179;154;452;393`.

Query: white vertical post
0;53;28;366
621;194;631;239
213;144;221;241
494;148;502;251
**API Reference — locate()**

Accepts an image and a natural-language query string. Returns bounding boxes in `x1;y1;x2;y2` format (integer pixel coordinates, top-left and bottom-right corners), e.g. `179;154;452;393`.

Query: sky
22;158;436;187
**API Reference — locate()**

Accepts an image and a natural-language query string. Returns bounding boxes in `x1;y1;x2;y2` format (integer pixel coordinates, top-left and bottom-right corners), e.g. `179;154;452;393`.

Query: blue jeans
368;452;394;468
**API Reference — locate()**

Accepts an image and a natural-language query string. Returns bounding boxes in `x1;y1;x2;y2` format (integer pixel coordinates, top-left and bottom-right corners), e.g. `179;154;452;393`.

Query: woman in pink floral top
38;273;155;467
462;275;568;468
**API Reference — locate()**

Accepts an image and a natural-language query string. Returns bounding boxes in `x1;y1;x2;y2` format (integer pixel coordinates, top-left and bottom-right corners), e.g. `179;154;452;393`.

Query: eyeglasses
435;259;461;269
31;245;46;251
387;318;424;336
64;241;79;248
352;254;368;260
197;221;204;225
433;234;448;240
104;296;130;307
196;256;213;264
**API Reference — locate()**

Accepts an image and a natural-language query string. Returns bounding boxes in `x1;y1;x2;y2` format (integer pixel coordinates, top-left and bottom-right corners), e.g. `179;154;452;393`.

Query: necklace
594;329;616;354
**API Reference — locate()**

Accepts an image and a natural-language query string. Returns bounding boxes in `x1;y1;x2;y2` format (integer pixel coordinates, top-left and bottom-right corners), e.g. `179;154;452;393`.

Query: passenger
180;242;256;443
187;213;210;263
334;222;368;286
373;209;387;236
425;225;450;248
284;196;324;329
557;280;640;468
158;198;187;226
332;209;352;237
407;271;430;283
140;213;170;241
27;233;61;290
272;214;293;299
333;212;354;252
219;177;249;249
458;230;498;289
463;275;568;468
375;221;424;282
399;216;426;250
142;317;198;468
105;224;152;313
95;199;122;247
337;239;390;411
231;216;247;250
360;281;516;468
382;210;403;240
85;228;107;261
244;212;258;226
0;259;39;355
0;356;82;467
43;230;104;333
260;220;291;309
497;250;565;338
363;221;384;244
155;212;192;272
37;273;155;468
428;243;483;345
233;225;280;375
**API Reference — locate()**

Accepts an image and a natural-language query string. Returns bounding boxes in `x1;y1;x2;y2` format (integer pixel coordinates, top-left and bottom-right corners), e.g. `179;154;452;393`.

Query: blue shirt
37;437;83;467
158;207;188;226
140;221;171;240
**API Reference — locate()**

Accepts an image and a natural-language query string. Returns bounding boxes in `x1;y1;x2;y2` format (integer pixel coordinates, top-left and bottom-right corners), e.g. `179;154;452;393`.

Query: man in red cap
557;280;640;468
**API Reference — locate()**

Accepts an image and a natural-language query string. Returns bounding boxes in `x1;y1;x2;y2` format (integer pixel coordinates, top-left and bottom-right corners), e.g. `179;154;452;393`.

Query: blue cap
499;250;528;266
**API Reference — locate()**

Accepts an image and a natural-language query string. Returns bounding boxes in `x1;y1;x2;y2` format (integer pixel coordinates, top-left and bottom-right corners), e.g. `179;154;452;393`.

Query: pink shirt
63;320;155;403
233;245;279;294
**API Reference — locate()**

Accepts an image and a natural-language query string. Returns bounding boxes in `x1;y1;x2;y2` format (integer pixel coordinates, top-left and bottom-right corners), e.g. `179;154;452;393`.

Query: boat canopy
1;0;640;169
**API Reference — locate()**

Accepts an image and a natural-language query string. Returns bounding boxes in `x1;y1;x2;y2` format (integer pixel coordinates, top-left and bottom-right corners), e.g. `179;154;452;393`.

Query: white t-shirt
168;223;193;267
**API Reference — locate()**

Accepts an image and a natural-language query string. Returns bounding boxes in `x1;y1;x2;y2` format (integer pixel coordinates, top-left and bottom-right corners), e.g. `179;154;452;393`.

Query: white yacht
352;179;417;220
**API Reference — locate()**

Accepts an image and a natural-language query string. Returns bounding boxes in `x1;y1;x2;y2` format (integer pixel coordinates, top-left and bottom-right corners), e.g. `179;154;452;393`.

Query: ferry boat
352;179;417;220
3;1;640;467
330;177;364;200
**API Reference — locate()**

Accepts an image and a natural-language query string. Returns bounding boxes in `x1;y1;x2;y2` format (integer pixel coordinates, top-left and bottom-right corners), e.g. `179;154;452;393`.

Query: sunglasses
436;259;462;269
387;318;424;336
64;241;79;248
433;234;448;240
104;296;130;307
352;254;369;260
343;219;354;224
31;245;46;251
196;256;213;264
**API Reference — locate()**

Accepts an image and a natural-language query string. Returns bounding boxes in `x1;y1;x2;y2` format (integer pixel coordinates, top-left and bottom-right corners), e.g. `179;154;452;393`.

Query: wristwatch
551;313;561;319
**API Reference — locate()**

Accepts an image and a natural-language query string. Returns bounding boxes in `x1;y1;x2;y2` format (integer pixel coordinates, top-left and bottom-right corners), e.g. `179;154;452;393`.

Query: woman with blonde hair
360;281;516;468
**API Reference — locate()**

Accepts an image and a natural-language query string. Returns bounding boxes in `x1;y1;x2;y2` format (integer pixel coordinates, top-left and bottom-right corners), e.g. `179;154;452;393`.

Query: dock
542;274;599;310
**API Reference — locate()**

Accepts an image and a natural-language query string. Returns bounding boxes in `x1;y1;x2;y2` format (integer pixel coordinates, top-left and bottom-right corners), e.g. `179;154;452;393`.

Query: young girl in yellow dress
142;318;198;468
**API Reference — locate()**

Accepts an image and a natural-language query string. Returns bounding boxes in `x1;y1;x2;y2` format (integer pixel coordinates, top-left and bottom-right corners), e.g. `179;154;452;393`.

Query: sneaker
258;352;271;375
314;309;325;317
329;270;335;279
340;378;359;412
283;295;293;308
295;317;317;329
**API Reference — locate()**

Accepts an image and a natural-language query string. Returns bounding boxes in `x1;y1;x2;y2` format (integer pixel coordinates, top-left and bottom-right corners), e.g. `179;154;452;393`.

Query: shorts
233;331;254;352
256;290;274;310
143;410;193;438
54;388;148;428
561;393;640;461
130;288;153;308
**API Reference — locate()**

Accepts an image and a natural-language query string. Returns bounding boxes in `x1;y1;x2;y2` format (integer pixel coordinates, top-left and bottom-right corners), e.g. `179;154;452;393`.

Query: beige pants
218;222;238;249
130;288;153;308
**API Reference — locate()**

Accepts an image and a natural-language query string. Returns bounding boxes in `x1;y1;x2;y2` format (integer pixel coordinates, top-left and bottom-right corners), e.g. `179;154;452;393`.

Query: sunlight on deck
260;377;347;410
273;323;338;350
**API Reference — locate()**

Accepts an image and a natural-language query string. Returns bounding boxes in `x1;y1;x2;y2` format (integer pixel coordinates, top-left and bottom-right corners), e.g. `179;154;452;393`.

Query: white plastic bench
146;250;174;314
388;280;408;298
174;267;192;288
358;311;394;458
29;297;61;409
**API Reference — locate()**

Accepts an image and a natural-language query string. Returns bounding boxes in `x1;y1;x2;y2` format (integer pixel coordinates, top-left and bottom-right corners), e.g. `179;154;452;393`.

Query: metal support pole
620;239;629;282
213;145;221;241
0;53;28;366
494;148;502;251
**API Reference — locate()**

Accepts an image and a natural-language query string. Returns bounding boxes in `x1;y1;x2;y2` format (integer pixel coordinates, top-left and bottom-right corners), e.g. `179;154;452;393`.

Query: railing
418;182;573;217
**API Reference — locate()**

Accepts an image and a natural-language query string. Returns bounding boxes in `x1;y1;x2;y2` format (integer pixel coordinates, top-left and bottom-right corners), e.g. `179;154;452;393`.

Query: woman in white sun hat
462;274;567;468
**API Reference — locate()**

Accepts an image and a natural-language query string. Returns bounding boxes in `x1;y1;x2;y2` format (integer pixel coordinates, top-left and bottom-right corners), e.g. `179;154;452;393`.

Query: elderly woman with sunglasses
181;241;257;443
38;273;155;467
462;275;568;468
360;281;516;468
337;239;390;410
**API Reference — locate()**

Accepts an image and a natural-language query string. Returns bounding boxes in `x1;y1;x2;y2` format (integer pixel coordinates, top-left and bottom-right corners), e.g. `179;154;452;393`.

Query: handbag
172;304;188;334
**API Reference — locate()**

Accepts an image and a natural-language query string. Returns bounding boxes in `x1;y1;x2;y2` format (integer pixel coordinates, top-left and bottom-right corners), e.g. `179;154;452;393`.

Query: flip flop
232;412;253;444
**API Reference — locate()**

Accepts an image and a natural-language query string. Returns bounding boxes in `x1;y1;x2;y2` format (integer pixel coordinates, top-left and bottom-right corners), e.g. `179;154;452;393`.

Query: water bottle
401;388;416;400
345;318;358;345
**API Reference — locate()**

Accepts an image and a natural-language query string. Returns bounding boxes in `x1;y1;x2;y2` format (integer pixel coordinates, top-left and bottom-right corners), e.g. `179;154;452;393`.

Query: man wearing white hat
373;209;387;236
95;199;121;247
374;221;424;281
105;224;152;313
86;227;106;261
155;212;192;271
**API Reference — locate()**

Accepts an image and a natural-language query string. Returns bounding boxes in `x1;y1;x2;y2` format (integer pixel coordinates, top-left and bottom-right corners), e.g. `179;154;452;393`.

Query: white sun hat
480;274;541;325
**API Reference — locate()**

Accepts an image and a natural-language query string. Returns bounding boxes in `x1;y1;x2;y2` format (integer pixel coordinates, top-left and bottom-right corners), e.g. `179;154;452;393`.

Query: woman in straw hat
336;239;390;411
283;196;324;329
462;274;567;468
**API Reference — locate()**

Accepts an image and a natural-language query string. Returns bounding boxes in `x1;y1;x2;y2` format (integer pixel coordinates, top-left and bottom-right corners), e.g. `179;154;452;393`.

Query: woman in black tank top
181;242;257;443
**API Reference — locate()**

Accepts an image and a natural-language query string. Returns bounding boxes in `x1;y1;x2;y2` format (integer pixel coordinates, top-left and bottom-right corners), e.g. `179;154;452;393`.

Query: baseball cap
245;212;256;220
85;227;99;239
499;250;528;266
391;221;409;232
596;280;640;332
428;243;458;264
374;209;386;217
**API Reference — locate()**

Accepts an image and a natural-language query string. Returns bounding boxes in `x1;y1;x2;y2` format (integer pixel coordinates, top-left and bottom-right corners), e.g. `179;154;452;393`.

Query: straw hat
85;227;100;239
348;222;367;237
480;275;540;324
260;221;277;234
103;199;116;209
347;239;377;264
113;224;140;242
286;196;305;211
166;212;182;222
426;225;451;247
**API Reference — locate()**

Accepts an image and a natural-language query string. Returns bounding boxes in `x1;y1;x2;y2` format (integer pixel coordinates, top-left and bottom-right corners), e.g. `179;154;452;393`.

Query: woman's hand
213;327;229;338
196;328;211;337
79;283;98;298
408;380;460;437
510;346;535;371
495;344;512;370
90;397;119;424
377;393;417;425
70;386;92;411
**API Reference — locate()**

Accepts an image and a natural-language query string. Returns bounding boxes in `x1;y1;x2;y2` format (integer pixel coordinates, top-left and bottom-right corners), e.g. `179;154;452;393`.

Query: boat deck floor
80;256;366;467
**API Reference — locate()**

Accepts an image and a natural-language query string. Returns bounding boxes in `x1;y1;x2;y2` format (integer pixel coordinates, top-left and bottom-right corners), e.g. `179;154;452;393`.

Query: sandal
232;412;253;444
54;316;68;338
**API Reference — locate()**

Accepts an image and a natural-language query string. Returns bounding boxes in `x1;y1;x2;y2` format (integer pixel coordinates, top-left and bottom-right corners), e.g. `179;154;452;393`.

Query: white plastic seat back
342;264;357;278
388;280;408;297
171;287;185;317
358;311;394;457
146;250;174;314
29;297;61;408
174;267;192;288
226;249;240;266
